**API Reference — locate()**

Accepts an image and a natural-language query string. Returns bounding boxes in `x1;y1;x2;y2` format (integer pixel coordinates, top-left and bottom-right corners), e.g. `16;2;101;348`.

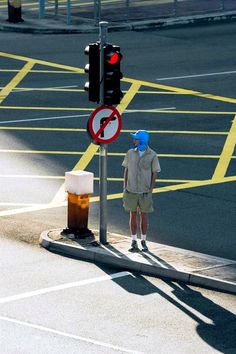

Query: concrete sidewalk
0;7;235;34
40;229;236;294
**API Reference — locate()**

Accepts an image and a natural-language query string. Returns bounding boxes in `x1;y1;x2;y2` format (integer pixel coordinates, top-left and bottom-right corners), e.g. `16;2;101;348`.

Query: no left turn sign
87;105;122;144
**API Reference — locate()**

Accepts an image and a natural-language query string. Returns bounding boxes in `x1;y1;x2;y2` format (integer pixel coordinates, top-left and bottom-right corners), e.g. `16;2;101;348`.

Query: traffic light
103;44;123;105
84;43;100;103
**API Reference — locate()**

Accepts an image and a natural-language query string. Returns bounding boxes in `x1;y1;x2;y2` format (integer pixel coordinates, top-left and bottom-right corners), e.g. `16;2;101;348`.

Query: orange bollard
68;193;89;230
64;171;94;238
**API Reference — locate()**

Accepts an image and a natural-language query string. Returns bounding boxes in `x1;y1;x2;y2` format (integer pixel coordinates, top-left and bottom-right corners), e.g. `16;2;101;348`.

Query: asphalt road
0;21;236;259
1;237;236;354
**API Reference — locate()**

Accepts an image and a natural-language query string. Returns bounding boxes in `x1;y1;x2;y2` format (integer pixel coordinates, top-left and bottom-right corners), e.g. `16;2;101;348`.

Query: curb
40;230;236;294
0;11;235;34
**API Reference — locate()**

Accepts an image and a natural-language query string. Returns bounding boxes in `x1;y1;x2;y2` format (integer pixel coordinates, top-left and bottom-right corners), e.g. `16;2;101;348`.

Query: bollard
7;0;24;23
64;171;94;238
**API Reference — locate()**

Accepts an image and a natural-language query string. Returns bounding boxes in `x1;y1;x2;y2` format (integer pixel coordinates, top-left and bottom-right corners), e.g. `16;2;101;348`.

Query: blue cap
130;130;149;144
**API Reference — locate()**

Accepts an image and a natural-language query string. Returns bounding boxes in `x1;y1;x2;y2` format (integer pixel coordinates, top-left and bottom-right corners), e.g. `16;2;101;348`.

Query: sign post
87;105;122;245
99;21;108;244
85;21;123;245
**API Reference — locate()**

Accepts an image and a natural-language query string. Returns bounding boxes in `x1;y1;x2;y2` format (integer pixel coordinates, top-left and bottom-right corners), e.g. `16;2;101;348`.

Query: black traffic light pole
99;21;108;245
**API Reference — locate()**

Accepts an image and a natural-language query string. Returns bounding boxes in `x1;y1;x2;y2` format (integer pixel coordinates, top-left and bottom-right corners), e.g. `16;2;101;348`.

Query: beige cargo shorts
123;190;154;213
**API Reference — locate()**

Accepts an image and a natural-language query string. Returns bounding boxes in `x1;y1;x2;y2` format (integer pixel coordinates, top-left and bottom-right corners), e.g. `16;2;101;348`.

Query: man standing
122;130;161;252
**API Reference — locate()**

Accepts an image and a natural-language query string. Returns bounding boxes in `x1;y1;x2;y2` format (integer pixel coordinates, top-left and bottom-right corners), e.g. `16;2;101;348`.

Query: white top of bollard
65;170;94;195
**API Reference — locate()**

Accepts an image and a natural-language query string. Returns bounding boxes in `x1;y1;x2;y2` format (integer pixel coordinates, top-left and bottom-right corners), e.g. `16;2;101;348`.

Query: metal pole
39;0;45;19
99;21;108;245
173;0;178;17
94;0;101;26
67;0;71;25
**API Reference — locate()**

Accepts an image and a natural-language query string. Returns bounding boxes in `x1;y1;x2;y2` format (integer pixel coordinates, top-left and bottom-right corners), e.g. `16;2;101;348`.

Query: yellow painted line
0;176;235;217
0;126;228;135
1;51;235;105
92;175;236;202
126;109;236;115
0;52;84;73
212;115;236;180
122;129;228;135
72;144;99;171
0;126;86;132
0;106;235;115
0;106;91;111
0;174;64;179
0;149;83;155
0;70;81;74
0;61;35;104
0;175;195;184
123;77;236;104
1;149;235;159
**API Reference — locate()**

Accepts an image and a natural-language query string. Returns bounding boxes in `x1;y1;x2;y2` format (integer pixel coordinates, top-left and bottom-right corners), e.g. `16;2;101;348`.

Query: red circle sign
87;105;122;144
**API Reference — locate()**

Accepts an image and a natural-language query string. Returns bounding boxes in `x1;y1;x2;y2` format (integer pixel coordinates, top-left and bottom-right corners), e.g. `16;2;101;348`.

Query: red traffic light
108;52;123;65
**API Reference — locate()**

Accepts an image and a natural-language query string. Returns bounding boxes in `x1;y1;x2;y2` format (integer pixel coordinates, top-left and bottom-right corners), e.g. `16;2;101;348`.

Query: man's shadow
98;245;236;354
66;235;236;353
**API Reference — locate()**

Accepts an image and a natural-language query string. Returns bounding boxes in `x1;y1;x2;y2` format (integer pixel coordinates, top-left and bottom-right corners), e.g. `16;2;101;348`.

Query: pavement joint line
0;316;144;354
191;261;236;273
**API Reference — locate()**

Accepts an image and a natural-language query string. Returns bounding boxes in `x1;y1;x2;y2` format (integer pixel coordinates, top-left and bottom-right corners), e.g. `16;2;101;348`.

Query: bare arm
123;168;128;190
150;171;157;193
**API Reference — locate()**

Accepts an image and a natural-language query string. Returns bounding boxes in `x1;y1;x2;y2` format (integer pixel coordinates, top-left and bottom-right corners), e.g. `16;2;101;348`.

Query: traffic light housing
103;44;123;105
84;43;100;103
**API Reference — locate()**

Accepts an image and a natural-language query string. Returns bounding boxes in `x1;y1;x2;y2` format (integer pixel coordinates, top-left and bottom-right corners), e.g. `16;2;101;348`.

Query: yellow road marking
0;62;35;104
1;149;235;159
0;126;228;135
0;106;91;111
0;52;84;73
0;174;64;179
123;78;236;104
0;52;235;215
212;115;236;180
0;127;86;132
0;106;235;115
0;175;235;217
0;174;197;184
0;149;83;155
0;70;81;74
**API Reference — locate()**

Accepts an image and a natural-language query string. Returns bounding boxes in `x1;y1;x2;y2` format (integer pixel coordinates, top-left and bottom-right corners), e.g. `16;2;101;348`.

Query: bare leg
130;211;138;235
140;212;148;235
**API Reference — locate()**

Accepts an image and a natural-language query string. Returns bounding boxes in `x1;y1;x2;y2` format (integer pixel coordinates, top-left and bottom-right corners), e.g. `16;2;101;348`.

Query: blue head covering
130;130;149;151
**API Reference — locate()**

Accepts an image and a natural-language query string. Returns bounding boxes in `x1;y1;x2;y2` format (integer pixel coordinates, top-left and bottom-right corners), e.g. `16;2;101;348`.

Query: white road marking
11;85;78;93
0;113;89;124
0;315;144;354
0;107;176;125
156;70;236;81
0;271;132;304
